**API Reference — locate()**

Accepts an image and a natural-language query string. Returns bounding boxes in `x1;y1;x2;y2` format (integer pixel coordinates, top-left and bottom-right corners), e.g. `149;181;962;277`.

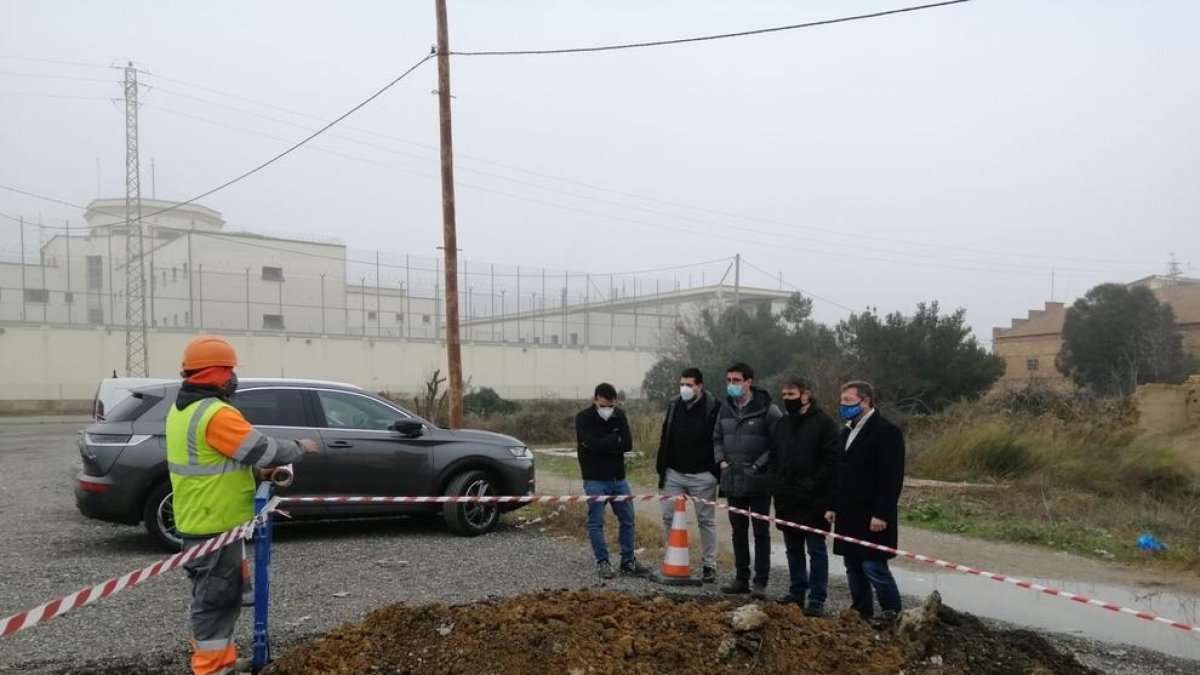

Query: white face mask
597;406;615;421
679;385;697;402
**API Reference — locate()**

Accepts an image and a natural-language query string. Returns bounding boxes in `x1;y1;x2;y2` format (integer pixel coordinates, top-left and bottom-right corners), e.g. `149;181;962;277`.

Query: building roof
463;284;791;326
84;198;226;231
1151;279;1200;325
993;302;1066;340
994;276;1200;340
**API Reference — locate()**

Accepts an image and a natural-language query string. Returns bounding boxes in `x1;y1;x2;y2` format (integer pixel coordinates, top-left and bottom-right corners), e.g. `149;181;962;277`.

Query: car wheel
443;469;499;536
143;481;183;551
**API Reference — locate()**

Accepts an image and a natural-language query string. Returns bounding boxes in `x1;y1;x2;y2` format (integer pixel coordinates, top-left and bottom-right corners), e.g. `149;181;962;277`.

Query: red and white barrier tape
5;493;1196;640
0;498;279;639
279;494;676;505
691;495;1200;636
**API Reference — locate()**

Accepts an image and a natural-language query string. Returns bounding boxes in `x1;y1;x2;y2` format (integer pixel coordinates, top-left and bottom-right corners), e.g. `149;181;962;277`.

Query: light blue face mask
726;384;745;400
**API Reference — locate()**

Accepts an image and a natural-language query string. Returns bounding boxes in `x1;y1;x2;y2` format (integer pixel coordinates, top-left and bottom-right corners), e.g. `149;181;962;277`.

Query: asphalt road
0;418;1195;674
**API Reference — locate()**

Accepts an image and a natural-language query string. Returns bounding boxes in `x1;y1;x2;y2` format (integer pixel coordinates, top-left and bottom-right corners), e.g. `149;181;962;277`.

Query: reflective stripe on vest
167;398;256;536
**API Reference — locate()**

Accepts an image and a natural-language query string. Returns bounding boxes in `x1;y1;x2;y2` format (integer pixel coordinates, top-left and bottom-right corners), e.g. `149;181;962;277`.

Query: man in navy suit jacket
824;380;906;622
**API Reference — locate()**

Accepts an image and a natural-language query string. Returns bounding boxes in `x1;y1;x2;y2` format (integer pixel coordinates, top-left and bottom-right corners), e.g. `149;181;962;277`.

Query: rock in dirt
260;589;1100;675
726;603;769;632
893;592;1103;675
896;589;943;660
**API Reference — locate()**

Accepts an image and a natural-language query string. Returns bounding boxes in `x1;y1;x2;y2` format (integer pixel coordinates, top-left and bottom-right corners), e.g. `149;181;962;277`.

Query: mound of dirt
262;589;1099;675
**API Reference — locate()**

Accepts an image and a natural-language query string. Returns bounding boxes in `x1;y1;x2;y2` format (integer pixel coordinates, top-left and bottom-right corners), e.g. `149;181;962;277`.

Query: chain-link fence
0;218;743;351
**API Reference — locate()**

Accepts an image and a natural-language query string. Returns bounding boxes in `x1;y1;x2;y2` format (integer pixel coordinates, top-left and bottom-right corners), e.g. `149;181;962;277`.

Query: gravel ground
1;419;1196;674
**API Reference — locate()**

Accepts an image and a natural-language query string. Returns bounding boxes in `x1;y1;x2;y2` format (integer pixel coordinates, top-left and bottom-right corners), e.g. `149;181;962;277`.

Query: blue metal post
252;482;274;673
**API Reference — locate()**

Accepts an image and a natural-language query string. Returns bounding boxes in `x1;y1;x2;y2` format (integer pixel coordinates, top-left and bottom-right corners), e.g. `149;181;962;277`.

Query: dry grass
494;390;1200;573
904;400;1200;571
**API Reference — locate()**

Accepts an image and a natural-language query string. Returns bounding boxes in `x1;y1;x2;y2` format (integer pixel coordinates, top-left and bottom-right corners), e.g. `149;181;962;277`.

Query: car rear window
104;390;164;422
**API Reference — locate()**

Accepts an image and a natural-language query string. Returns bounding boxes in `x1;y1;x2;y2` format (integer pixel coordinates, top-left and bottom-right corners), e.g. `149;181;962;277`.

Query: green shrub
910;422;1039;482
969;436;1037;479
1121;445;1195;498
464;387;520;416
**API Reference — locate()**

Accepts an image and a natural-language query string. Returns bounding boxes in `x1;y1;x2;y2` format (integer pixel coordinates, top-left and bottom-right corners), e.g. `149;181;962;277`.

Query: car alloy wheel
461;476;497;530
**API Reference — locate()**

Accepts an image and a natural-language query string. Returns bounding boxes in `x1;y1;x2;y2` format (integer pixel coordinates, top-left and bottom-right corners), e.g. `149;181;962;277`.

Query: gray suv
75;378;536;549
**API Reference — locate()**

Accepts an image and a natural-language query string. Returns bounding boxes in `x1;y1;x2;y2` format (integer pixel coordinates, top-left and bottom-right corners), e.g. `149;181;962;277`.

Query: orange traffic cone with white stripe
654;496;702;586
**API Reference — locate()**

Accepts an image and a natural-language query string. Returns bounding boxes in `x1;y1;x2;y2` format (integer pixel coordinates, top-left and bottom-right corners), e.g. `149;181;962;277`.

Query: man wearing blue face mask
575;382;650;580
655;367;721;583
824;380;906;625
714;362;783;599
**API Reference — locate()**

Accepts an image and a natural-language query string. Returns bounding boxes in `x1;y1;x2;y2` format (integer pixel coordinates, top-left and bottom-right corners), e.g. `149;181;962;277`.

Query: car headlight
508;446;533;459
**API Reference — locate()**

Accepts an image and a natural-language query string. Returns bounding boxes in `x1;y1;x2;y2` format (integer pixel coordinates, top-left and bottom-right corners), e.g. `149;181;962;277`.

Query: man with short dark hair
824;380;906;624
656;367;721;583
770;375;840;617
575;383;650;579
714;362;782;599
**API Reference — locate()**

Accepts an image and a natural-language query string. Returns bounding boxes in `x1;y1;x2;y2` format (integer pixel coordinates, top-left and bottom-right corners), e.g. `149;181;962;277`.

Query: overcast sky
1;0;1197;342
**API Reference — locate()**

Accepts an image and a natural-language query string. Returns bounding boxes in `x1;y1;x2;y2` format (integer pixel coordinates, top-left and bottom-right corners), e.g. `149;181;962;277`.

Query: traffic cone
654;495;702;586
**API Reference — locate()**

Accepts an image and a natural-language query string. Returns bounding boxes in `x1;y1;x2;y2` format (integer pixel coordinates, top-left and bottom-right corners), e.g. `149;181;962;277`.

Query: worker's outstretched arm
206;407;311;467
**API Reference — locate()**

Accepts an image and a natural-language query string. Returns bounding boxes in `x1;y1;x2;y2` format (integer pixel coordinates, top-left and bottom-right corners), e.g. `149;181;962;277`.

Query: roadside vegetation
497;388;1199;573
900;386;1199;571
390;284;1199;573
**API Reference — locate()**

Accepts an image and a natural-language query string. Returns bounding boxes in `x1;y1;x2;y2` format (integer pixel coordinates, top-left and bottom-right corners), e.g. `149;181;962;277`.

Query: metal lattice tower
123;63;148;377
1167;252;1182;278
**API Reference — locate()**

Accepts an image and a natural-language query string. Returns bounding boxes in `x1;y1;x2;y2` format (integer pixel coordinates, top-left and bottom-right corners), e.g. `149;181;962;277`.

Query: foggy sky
2;0;1197;343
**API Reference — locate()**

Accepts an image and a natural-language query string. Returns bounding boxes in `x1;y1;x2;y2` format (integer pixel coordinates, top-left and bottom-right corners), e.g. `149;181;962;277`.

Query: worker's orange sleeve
205;407;254;459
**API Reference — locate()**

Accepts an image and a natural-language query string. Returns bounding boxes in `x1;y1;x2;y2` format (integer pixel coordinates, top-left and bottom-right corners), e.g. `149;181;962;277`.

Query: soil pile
263;589;1099;675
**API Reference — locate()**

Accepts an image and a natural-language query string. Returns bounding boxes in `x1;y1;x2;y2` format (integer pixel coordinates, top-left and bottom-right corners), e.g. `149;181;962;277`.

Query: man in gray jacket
714;362;783;599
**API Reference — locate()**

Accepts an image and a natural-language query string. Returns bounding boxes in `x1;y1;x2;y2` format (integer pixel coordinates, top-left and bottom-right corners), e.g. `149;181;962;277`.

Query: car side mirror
390;419;424;437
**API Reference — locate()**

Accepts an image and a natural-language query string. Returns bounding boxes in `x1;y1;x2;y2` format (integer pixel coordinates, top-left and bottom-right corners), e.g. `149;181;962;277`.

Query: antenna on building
1167;252;1182;278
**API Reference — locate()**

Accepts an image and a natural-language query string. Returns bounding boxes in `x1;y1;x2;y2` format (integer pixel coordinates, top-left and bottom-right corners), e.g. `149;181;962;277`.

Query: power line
0;38;1162;272
0;174;1159;281
121;103;1150;277
740;257;857;314
0;69;118;84
452;1;973;56
0;184;86;210
0;54;437;233
0;55;113;70
0;91;113;101
118;53;434;225
135;70;1156;269
1;193;728;281
0;62;1156;277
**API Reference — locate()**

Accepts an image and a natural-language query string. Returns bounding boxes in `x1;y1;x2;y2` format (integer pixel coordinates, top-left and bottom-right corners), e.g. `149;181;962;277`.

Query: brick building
992;276;1200;389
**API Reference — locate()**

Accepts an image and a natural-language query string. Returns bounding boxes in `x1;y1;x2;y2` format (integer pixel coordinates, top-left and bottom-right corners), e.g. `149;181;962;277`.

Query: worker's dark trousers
182;536;244;675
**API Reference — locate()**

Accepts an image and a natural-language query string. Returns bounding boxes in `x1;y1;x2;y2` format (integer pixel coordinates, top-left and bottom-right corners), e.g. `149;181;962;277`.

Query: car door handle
327;440;353;448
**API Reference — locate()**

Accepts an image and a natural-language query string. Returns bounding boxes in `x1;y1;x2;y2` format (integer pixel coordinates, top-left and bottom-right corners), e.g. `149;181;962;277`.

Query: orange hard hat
182;335;239;371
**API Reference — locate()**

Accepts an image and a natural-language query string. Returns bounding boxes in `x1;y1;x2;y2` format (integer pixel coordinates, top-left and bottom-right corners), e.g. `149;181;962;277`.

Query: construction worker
168;335;318;675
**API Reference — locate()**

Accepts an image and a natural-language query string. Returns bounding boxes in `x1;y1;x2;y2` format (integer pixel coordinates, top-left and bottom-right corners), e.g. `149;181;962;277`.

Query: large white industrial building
0;199;788;403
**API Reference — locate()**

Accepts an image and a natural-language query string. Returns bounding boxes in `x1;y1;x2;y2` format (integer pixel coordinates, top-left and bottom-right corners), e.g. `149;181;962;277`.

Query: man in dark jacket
714;363;783;599
824;380;906;623
575;382;650;580
656;367;721;583
769;375;840;617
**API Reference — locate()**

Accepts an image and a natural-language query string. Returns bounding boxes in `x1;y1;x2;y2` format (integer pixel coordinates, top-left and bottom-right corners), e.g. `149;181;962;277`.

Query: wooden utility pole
435;0;464;428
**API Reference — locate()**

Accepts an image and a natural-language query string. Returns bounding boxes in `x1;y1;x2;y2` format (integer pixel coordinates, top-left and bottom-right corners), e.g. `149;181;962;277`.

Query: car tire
443;469;500;536
143;481;183;552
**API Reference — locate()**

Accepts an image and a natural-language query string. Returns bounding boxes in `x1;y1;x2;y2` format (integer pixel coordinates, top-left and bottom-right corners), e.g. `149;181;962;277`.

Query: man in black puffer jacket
770;375;840;617
713;362;783;599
